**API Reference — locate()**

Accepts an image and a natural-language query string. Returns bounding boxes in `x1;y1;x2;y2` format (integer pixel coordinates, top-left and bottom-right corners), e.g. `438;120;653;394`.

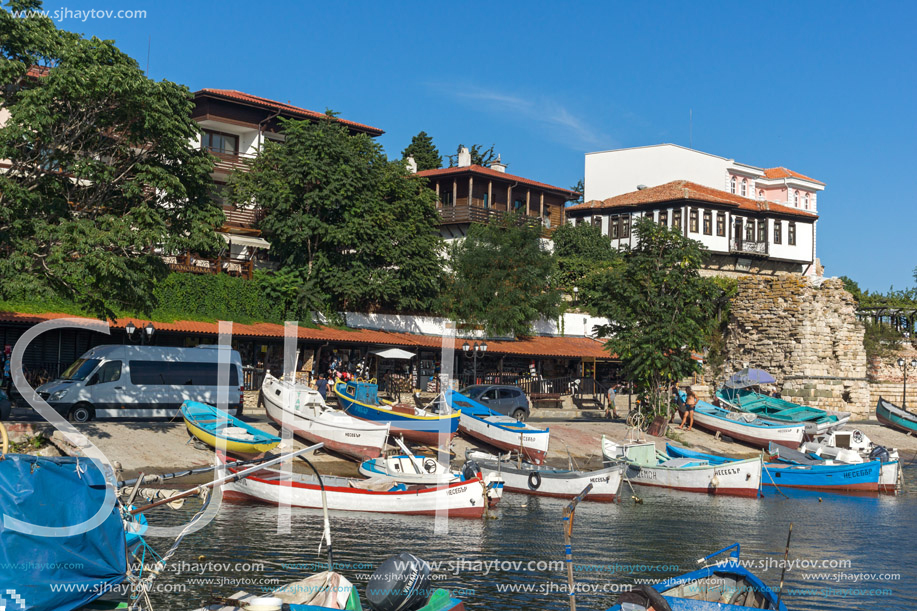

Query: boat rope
763;463;789;499
299;456;333;571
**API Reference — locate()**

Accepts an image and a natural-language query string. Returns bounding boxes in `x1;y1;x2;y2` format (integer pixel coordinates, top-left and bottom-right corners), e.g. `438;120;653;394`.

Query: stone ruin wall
721;275;871;418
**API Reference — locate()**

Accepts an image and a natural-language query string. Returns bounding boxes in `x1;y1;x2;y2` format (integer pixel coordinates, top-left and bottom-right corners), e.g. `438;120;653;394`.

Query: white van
35;345;244;422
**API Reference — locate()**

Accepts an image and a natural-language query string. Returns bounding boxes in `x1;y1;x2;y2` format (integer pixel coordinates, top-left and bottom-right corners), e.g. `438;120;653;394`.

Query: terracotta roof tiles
762;167;824;185
416;165;578;198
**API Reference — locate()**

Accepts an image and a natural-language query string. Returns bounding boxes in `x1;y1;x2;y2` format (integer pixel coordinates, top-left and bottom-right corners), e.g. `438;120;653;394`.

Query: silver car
459;384;531;421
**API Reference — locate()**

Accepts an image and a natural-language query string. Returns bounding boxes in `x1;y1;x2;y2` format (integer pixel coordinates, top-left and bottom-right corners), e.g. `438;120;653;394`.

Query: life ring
852;430;864;444
528;471;542;490
423;458;438;473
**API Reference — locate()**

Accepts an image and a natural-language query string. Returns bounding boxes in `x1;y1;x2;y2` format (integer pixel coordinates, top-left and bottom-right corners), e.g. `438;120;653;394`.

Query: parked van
35;345;244;422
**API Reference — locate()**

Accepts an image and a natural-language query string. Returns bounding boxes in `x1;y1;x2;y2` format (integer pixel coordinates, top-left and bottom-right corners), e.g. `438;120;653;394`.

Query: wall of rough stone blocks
867;343;917;412
722;275;871;418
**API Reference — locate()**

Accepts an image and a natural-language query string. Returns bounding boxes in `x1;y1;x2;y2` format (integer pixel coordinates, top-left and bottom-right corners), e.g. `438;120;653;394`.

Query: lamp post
125;321;156;345
896;357;917;408
572;286;579;305
462;341;487;385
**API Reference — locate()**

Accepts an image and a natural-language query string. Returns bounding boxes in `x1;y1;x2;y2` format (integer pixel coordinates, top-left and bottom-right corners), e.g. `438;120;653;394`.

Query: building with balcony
414;148;578;240
573;144;825;276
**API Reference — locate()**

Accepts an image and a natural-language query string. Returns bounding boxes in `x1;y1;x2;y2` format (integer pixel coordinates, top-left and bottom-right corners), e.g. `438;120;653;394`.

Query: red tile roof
0;311;612;359
416;165;579;198
195;89;384;136
566;180;818;219
26;65;51;78
762;167;824;185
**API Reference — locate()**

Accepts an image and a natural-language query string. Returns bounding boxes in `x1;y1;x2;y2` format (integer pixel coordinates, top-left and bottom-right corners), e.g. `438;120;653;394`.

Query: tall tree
445;213;560;337
446;143;497;167
230;116;443;313
0;0;220;318
569;178;584;204
401;131;442;171
551;221;620;304
592;217;722;417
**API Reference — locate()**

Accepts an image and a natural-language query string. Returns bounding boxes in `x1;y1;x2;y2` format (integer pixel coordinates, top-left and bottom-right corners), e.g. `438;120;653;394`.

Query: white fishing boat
799;428;900;493
465;449;624;502
684;401;805;449
602;437;762;498
261;373;390;461
221;455;492;518
446;390;550;465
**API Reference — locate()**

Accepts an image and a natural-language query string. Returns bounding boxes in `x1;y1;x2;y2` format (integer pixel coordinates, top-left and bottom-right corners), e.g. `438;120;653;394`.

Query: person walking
605;383;619;419
315;373;329;402
679;387;697;431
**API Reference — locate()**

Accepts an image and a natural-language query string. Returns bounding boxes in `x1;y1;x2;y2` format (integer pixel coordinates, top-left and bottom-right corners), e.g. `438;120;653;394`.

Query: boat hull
876;397;917;434
458;414;549;465
763;461;880;492
717;388;848;435
262;377;389;461
181;401;280;455
470;454;623;502
687;402;805;449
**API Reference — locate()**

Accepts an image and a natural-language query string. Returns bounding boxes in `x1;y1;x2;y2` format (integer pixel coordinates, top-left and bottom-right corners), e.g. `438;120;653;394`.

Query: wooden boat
602;437;762;498
333;380;459;446
261;374;390;461
466;449;624;502
682;401;805;449
876;396;917;434
717;387;849;435
667;443;880;492
220;455;490;518
447;389;550;465
181;400;280;454
801;429;900;493
605;543;788;611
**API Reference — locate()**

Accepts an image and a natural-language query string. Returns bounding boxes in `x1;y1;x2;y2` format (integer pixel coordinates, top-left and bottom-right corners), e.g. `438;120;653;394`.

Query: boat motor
461;460;483;482
367;553;432;611
869;445;890;464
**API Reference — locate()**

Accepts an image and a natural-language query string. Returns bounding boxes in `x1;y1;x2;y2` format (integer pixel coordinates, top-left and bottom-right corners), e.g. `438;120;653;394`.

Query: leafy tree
0;0;220;319
839;276;862;302
444;213;560;337
230;116;443;313
569;178;584;204
401;131;442;171
446;143;497;167
551;222;620;304
592;217;722;417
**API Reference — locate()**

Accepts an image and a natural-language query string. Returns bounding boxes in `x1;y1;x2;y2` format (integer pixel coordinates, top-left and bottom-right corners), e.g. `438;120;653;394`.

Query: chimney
490;154;506;173
405;156;417;174
458;146;472;168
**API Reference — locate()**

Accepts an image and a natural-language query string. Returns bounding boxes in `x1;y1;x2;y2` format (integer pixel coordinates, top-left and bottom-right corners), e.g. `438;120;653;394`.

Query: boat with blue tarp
716;387;849;435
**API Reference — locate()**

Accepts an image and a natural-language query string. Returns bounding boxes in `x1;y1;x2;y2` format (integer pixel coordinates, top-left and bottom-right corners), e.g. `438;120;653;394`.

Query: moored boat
447;389;550;464
605;543;788;611
717;387;849;435
876;396;917;435
467;449;624;502
334;380;459;446
800;428;900;493
603;437;762;498
684;401;805;449
261;373;390;461
181;400;281;455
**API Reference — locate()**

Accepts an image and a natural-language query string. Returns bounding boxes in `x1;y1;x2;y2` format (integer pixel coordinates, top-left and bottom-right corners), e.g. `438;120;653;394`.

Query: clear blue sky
27;0;917;292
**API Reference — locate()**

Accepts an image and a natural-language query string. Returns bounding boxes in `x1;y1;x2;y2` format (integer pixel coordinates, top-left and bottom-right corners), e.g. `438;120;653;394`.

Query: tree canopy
444;213;560;337
551;221;620;305
230;116;444;314
0;0;220;319
592;217;723;416
401;131;442;171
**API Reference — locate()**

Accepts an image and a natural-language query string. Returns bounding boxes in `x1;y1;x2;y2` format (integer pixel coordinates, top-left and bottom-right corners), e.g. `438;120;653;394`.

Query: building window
442;191;453;206
592;216;602;228
741;178;748;197
202;130;239;155
745;219;755;242
788;222;796;246
804;193;810;210
659;210;668;227
758;189;764;200
673;209;682;233
716;212;726;237
514;199;525;211
689;209;699;233
730;176;737;194
482;193;489;208
793;190;799;207
703;210;712;235
757;219;767;242
774;220;782;244
621;215;631;238
610;215;619;238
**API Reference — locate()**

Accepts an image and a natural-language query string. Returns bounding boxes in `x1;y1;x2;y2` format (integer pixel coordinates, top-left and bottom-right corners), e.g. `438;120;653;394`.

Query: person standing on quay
679;387;697;431
605;383;619;419
315;373;329;401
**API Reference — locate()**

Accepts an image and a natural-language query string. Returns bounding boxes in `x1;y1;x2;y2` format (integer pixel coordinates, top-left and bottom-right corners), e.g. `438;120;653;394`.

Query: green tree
569;178;584;204
401;131;442;171
551;222;620;304
230;116;443;313
0;0;220;319
447;143;497;167
592;217;722;417
444;213;560;337
839;275;863;302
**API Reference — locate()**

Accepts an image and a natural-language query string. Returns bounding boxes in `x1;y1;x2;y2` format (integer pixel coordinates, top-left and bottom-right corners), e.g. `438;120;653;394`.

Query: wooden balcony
730;240;769;257
162;253;253;280
207;149;256;174
438;205;549;234
221;205;264;234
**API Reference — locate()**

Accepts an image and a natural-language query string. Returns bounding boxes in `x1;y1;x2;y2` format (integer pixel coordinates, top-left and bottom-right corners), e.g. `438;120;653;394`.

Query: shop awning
219;233;271;249
370;347;416;360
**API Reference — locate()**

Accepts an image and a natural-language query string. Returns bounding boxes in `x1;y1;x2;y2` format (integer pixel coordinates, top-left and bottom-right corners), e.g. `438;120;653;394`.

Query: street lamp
573;286;579;305
463;341;487;384
125;321;156;345
896;357;917;408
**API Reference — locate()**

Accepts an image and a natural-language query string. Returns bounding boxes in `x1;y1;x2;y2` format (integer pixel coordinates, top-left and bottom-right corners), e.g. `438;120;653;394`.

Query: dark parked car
459;384;530;421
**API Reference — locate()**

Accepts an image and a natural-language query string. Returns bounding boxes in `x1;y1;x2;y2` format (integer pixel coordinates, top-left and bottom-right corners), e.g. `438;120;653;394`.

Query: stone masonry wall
723;275;871;418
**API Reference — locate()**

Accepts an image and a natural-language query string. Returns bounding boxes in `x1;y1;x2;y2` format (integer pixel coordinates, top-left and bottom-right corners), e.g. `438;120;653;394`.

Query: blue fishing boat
181;400;281;454
606;543;788;610
875;396;917;435
685;401;806;449
717;387;849;435
333;380;459;445
666;443;881;492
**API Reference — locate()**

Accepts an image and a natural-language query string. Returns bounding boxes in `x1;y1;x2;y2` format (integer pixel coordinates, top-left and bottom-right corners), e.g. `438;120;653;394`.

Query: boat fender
614;585;672;611
423;458;438;474
367;552;432;611
528;471;542;490
461;460;482;482
710;475;720;488
869;445;890;463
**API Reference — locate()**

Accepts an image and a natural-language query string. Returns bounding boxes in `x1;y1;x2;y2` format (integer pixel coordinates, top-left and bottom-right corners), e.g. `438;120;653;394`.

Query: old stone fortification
722;275;871;417
868;343;917;409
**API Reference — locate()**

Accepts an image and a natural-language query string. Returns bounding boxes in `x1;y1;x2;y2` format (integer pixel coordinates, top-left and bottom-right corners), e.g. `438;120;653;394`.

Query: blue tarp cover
0;454;127;611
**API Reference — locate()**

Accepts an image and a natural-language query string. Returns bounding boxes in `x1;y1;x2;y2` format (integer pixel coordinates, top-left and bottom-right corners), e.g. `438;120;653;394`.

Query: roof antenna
145;35;151;76
689;108;693;148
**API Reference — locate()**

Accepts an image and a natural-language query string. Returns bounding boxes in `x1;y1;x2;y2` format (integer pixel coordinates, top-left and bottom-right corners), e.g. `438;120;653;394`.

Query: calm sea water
143;461;917;611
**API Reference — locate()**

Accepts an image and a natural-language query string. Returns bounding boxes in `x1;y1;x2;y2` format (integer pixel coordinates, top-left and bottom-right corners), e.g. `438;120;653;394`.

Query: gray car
460;384;530;421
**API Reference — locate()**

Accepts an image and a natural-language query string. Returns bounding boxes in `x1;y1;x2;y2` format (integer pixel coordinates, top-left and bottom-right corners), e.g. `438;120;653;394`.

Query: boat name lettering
844;469;870;479
589;476;611;483
447;486;467;495
344;433;360;438
715;468;740;476
523;436;538;442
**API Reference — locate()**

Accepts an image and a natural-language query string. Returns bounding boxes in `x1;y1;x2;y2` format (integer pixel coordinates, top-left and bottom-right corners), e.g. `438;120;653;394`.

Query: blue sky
25;0;917;292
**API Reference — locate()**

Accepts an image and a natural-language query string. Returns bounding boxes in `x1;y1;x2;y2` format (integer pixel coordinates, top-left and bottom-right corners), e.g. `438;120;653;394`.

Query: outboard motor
869;445;890;464
367;553;432;611
461;460;482;482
